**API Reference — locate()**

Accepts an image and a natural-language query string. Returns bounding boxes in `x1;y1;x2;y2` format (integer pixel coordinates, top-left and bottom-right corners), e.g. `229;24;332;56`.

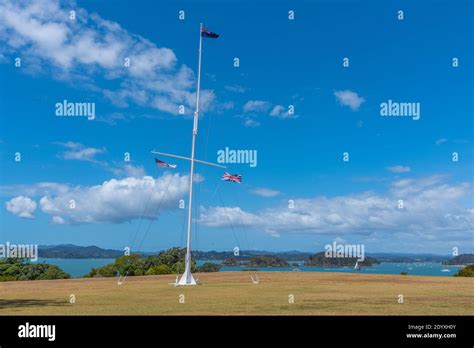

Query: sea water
36;258;116;278
37;259;462;278
197;260;462;277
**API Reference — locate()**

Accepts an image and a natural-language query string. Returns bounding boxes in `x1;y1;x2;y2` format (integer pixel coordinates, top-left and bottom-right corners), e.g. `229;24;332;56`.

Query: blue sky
0;0;472;254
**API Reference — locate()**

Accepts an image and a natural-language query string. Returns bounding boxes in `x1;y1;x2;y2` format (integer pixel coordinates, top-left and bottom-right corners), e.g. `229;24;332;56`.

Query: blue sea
36;258;116;278
198;260;462;277
36;258;462;278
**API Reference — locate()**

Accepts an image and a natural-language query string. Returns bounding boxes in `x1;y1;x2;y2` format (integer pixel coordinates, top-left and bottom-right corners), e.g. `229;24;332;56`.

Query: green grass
0;272;472;315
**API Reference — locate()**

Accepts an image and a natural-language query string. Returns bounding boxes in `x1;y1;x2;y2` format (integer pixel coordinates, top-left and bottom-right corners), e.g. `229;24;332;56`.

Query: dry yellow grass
0;272;472;315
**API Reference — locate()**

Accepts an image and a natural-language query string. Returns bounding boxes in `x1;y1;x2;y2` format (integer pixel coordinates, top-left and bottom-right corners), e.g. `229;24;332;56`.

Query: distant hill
367;253;449;263
305;252;379;267
37;244;462;263
38;245;312;260
194;250;311;261
444;254;474;265
39;245;122;259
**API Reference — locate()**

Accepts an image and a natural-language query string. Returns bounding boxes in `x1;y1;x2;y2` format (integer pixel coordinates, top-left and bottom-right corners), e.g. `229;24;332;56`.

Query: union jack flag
222;172;241;183
155;158;177;169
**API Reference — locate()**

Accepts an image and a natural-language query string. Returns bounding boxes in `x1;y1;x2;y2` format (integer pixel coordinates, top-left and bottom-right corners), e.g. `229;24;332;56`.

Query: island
443;254;474;266
223;255;289;267
304;252;379;267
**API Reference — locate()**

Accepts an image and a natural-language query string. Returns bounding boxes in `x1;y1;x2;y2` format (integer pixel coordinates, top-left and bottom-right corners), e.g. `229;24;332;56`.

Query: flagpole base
177;269;197;286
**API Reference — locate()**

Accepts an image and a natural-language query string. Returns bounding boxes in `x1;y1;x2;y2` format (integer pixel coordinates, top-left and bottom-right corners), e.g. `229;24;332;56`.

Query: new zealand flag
201;27;219;38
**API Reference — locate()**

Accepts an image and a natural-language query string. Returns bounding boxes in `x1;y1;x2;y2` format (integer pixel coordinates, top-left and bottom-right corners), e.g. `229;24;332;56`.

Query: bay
36;258;463;278
198;260;462;277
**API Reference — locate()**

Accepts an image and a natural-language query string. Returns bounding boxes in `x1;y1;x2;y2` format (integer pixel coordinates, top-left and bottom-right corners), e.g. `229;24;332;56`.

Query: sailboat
354;260;360;270
151;23;223;286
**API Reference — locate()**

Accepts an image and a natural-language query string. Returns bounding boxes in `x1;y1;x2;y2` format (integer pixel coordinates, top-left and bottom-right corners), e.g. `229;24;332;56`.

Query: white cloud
435;138;448;145
0;0;218;118
55;141;82;149
241;100;297;126
0;182;71;197
110;164;146;178
55;142;105;163
4;174;199;224
63;147;105;162
269;105;297;119
224;84;246;93
97;112;128;125
5;196;37;218
199;206;262;228
52;215;66;224
270;105;284;116
53;142;148;178
199;177;473;241
32;174;191;224
243;117;260;128
243;100;271;113
386;165;411;173
334;90;365;111
251;187;280;197
390;175;446;196
123;164;146;178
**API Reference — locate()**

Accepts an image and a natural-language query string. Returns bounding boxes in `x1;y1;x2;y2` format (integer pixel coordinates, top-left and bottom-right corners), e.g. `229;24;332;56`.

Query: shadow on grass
0;299;67;309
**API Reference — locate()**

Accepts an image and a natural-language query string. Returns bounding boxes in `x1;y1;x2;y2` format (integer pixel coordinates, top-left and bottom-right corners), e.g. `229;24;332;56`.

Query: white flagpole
178;23;203;285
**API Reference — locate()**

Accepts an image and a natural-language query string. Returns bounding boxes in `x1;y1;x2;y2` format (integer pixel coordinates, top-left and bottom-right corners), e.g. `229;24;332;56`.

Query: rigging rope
232;187;252;251
135;173;176;253
176;200;187;277
128;167;160;252
194;107;213;258
216;186;241;250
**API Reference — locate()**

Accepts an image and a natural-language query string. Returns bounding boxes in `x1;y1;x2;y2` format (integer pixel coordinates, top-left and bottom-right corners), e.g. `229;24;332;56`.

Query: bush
171;261;185;274
37;265;70;280
171;260;196;274
144;247;183;268
114;254;145;276
91;264;116;277
146;264;172;275
0;259;70;281
85;248;196;278
0;275;16;282
197;263;222;273
454;264;474;277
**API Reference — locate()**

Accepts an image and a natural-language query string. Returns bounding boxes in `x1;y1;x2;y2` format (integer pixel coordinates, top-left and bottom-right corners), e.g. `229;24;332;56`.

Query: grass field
0;272;472;315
